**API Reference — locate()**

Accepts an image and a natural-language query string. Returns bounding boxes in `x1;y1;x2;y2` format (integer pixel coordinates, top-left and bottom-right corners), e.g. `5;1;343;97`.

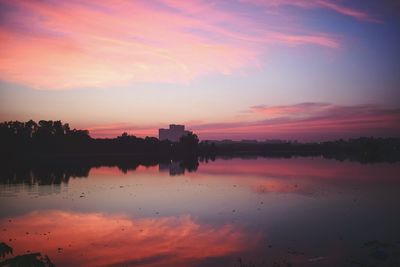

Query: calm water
1;157;400;267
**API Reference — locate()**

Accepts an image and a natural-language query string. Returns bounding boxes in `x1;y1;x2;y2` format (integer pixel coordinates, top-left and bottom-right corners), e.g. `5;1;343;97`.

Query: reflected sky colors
0;0;399;140
1;211;253;267
1;158;400;266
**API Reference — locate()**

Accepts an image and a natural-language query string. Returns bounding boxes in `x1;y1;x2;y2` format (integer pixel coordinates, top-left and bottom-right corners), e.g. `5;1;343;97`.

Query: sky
0;0;399;141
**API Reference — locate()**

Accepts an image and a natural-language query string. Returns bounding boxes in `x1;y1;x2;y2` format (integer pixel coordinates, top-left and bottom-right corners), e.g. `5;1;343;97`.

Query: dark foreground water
1;157;400;267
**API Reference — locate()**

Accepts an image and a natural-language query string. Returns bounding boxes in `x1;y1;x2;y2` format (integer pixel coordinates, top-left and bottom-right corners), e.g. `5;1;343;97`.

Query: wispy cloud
316;0;381;22
242;0;380;22
0;0;342;89
87;103;400;141
250;102;331;117
196;103;400;140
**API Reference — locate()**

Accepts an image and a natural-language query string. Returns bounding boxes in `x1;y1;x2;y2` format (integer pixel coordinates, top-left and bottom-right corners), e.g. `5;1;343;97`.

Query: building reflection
158;158;199;176
159;161;185;176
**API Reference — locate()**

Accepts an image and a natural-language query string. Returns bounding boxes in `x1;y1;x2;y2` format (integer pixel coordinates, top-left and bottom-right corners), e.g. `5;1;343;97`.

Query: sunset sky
0;0;399;140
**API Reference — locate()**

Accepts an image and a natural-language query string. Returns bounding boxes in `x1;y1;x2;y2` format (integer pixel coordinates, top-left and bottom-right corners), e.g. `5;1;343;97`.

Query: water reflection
1;157;400;266
0;157;201;185
2;155;399;187
0;165;89;186
1;211;254;267
159;158;199;176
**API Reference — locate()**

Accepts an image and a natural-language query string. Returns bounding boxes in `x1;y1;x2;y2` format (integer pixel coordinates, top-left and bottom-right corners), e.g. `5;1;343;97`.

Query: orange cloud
0;0;340;89
1;211;256;267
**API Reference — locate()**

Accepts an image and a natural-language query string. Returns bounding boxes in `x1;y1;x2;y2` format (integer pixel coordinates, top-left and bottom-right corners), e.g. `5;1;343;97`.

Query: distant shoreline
2;120;400;164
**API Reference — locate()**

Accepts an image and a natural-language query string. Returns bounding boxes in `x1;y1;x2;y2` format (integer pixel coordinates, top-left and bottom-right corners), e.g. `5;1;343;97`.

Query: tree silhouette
179;132;199;152
1;120;399;163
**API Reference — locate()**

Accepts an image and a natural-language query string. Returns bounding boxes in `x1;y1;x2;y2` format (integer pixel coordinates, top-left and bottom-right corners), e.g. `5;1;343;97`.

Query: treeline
204;137;400;163
1;120;400;163
0;120;202;157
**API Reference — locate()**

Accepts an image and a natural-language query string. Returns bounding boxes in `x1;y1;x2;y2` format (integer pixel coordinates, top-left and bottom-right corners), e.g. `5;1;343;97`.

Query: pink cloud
251;102;331;116
0;0;340;89
242;0;379;22
316;0;381;23
84;103;400;141
265;32;340;48
189;103;400;140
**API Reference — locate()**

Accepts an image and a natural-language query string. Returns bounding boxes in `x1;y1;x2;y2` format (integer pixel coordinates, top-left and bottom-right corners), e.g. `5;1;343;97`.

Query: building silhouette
159;124;190;142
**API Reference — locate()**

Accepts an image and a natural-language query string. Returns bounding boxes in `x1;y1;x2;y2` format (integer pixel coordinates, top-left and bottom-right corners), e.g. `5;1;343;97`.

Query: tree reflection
0;157;200;185
0;242;55;267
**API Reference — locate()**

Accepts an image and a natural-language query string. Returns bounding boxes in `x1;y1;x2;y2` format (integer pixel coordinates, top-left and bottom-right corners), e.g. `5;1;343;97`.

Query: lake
1;157;400;267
